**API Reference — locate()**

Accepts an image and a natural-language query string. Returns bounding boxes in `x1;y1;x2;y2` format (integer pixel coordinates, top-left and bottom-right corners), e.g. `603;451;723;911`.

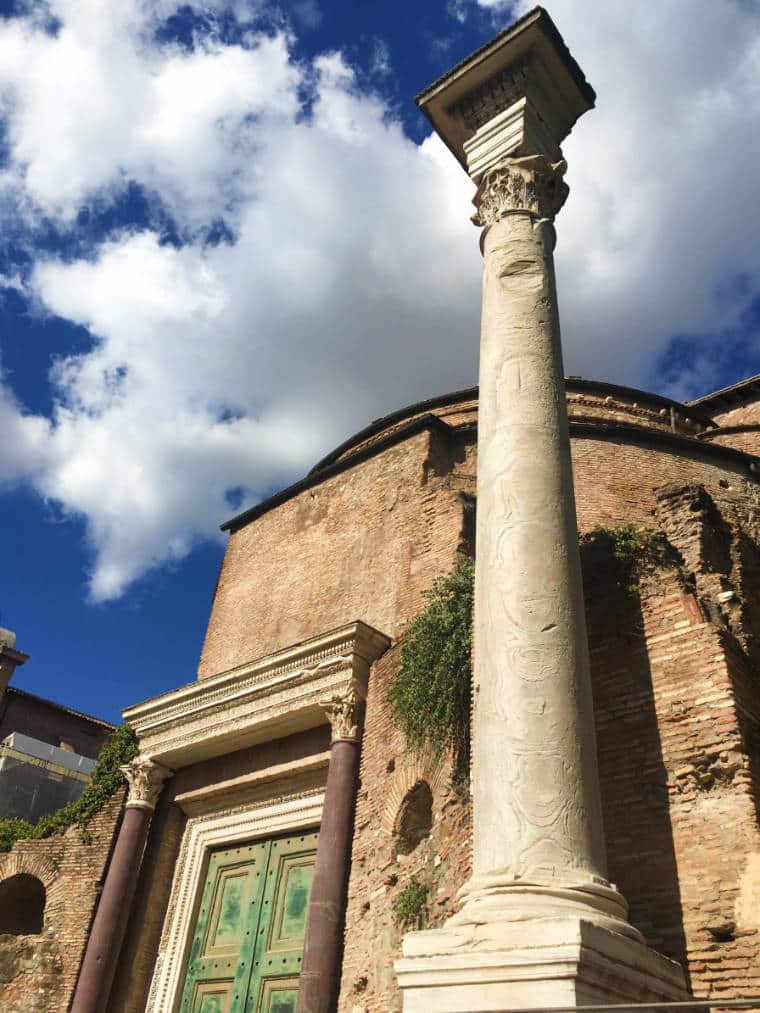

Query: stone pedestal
398;9;689;1009
397;920;687;1012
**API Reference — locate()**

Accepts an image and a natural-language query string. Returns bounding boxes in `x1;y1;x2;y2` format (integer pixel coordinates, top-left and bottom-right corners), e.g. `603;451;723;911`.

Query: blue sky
1;0;758;724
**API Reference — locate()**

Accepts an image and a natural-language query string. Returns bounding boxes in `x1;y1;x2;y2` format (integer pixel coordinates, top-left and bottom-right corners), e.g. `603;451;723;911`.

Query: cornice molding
123;621;390;768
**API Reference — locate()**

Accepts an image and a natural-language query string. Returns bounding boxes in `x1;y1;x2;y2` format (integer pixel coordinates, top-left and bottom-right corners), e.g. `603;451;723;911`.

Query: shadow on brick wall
582;552;690;982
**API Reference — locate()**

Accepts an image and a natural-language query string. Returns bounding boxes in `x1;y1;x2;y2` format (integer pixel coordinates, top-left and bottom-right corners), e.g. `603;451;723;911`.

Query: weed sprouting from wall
393;874;429;928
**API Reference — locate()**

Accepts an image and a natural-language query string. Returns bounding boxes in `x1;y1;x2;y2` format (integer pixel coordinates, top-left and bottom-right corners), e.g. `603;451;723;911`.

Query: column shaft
71;805;152;1013
297;738;361;1013
471;207;608;890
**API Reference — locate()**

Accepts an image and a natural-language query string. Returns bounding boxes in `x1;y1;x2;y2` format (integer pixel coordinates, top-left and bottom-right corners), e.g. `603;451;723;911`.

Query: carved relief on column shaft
472;155;569;228
319;682;361;742
121;755;173;810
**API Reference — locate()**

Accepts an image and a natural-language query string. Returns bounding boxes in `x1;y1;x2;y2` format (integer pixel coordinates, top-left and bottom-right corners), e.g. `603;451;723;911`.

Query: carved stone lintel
472;155;568;228
121;755;173;810
319;684;361;743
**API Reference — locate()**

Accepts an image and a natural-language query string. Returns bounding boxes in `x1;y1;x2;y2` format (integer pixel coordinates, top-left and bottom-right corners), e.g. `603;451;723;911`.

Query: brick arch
0;852;60;890
0;852;67;919
380;755;448;837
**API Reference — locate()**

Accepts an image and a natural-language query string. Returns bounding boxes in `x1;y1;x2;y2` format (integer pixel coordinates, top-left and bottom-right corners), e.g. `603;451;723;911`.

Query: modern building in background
0;628;114;822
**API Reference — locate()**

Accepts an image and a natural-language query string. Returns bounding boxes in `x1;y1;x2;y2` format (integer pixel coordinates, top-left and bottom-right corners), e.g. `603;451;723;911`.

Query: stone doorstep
395;919;688;1013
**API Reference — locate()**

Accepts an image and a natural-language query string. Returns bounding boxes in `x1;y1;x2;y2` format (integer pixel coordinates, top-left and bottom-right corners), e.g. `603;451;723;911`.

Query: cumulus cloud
0;1;478;599
1;0;759;600
478;0;760;383
0;0;299;226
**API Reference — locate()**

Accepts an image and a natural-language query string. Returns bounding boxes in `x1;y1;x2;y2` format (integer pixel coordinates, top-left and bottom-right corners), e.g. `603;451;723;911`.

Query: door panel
180;832;317;1013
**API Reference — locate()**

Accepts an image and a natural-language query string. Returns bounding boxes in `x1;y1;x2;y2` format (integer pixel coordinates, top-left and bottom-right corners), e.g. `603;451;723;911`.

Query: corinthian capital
319;683;361;742
472;155;569;228
121;754;173;810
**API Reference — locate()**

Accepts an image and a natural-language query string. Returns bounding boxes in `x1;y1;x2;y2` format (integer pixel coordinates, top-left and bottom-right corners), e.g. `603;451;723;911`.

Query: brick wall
337;476;760;1009
702;429;760;457
339;643;472;1013
0;790;124;1012
709;391;760;429
199;426;469;678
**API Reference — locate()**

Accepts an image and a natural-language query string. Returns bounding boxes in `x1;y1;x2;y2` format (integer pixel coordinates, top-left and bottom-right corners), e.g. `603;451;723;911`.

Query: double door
179;830;318;1013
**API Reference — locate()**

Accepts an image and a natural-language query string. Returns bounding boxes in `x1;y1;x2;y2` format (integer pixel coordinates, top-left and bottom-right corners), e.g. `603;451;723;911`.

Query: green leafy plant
580;523;669;594
387;556;474;784
0;723;138;852
393;875;429;928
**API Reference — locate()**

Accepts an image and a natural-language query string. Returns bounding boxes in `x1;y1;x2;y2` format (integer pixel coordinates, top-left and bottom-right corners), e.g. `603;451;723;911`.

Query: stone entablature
123;621;390;768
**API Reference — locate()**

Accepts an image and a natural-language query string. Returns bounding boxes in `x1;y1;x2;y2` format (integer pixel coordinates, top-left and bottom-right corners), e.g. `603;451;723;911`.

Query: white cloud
1;0;759;600
0;7;478;599
477;0;760;381
0;0;299;225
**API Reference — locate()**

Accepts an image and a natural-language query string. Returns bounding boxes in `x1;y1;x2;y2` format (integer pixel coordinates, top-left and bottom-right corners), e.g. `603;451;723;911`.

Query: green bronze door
180;830;318;1013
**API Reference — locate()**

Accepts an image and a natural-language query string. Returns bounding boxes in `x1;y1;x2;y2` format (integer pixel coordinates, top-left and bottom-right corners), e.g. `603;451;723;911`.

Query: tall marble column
71;754;172;1013
396;9;688;1009
297;684;362;1013
458;153;632;931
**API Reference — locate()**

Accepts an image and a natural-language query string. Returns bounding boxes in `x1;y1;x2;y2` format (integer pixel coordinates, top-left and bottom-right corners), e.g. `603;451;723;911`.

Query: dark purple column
298;726;362;1013
71;756;171;1013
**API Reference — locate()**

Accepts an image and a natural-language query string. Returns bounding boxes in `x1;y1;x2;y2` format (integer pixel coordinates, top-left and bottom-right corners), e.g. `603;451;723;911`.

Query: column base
395;917;689;1012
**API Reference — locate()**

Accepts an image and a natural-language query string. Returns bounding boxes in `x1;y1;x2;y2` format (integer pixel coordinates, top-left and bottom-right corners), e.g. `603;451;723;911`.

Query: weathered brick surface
199;427;470;678
702;428;760;456
583;480;760;1000
340;488;760;1008
709;391;760;429
0;790;124;1012
339;644;471;1013
0;930;64;1012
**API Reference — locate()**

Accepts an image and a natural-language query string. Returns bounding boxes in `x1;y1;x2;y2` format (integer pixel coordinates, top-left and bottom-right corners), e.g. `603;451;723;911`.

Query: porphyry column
71;754;172;1013
396;8;688;1009
297;684;362;1013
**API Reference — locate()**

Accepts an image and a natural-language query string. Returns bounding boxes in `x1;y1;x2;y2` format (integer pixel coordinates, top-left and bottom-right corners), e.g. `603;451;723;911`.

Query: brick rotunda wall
584;484;760;1002
0;790;124;1012
180;384;760;1009
198;425;474;678
337;480;760;1011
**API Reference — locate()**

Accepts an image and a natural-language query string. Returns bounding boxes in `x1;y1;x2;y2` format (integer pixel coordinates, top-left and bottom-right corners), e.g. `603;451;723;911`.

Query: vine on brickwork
0;723;138;853
387;556;474;785
580;523;669;594
393;874;429;928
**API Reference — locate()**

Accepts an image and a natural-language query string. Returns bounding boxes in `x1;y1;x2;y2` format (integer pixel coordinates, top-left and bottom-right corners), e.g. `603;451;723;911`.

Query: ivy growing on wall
387;525;668;784
0;723;138;853
387;556;474;784
580;523;669;594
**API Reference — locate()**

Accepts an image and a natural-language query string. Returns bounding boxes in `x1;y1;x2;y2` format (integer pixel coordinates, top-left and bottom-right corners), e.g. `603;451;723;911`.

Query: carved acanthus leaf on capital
121;754;173;810
319;683;361;742
472;155;569;228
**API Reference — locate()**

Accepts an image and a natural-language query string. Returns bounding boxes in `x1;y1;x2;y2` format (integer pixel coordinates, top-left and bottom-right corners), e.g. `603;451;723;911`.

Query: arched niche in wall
0;873;46;935
394;780;433;855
